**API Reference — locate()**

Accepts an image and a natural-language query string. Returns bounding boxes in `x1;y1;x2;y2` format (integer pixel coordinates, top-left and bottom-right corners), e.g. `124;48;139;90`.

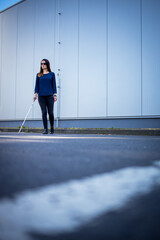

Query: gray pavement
0;132;160;240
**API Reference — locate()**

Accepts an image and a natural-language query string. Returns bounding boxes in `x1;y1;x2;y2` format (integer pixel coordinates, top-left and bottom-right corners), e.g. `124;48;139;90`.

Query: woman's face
41;60;47;70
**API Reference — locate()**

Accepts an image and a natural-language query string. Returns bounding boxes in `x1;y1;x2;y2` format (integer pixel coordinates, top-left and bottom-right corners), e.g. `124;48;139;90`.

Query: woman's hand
54;95;57;102
33;93;38;102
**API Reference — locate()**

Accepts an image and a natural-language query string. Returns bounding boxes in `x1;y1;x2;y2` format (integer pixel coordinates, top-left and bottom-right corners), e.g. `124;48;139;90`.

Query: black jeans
38;95;54;130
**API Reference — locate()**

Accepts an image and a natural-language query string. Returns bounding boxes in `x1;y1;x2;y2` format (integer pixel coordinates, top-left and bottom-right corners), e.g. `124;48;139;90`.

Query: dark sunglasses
41;62;47;65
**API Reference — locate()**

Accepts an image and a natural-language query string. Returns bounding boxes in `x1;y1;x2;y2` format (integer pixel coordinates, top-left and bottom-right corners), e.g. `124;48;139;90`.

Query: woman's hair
38;59;52;77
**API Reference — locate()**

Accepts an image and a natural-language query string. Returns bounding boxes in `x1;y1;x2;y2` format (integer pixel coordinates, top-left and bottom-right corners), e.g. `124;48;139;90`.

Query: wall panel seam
106;0;108;117
77;0;80;118
15;6;19;119
53;0;56;71
140;0;143;116
57;0;61;121
32;0;36;119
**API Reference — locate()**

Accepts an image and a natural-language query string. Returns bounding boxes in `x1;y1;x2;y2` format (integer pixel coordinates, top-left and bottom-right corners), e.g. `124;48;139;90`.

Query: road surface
0;132;160;240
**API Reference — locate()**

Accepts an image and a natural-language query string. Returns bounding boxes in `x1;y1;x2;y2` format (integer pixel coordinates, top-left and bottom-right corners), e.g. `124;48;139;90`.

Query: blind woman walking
34;59;57;134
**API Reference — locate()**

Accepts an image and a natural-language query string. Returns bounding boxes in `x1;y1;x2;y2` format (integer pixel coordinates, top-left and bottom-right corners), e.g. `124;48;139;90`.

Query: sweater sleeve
52;72;57;94
34;73;39;94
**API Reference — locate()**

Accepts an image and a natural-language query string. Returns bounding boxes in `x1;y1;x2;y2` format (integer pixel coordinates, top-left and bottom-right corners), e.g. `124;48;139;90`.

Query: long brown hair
38;59;52;77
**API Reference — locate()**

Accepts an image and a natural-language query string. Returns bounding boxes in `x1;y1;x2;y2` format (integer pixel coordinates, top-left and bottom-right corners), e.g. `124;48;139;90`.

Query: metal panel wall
0;7;18;120
108;0;141;117
78;0;107;117
142;0;160;115
59;0;79;118
0;0;160;122
15;0;35;119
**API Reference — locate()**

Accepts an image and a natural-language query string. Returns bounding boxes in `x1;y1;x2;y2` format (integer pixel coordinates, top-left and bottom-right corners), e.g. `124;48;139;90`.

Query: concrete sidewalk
0;127;160;136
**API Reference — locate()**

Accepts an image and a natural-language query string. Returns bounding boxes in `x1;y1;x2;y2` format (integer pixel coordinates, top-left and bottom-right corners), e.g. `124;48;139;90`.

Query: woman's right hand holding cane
34;93;38;102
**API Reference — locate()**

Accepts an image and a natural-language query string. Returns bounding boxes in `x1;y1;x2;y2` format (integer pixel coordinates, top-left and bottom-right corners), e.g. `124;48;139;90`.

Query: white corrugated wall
0;0;160;121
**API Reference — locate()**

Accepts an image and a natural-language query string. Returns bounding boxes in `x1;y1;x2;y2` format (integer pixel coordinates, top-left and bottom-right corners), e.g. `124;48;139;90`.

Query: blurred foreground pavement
0;132;160;240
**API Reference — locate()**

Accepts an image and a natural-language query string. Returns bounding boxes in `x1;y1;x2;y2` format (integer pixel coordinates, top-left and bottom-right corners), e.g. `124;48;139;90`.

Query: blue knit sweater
34;72;57;96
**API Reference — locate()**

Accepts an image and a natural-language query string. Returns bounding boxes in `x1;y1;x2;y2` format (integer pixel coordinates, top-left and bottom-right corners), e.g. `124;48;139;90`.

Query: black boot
43;129;48;134
50;127;54;134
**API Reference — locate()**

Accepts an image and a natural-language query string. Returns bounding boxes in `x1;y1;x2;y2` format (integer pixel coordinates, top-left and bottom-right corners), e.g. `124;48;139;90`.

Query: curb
0;128;160;136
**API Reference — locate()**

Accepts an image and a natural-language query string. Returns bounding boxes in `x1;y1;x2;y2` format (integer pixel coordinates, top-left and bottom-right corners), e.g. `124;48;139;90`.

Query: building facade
0;0;160;128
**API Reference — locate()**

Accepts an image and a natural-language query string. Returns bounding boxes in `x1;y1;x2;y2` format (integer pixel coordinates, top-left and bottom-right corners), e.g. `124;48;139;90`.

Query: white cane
18;101;34;134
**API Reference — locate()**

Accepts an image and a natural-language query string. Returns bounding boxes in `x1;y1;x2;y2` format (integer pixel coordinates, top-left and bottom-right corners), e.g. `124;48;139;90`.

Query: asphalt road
0;132;160;240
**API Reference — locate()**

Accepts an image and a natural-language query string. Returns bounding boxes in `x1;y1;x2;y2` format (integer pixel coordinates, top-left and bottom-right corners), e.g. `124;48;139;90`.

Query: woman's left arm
52;73;57;102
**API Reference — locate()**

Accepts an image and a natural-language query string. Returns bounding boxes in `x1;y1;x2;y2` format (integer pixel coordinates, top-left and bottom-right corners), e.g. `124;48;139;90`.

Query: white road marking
0;134;160;141
0;162;160;240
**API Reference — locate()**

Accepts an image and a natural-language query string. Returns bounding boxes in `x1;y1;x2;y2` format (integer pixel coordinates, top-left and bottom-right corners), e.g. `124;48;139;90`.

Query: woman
34;59;57;134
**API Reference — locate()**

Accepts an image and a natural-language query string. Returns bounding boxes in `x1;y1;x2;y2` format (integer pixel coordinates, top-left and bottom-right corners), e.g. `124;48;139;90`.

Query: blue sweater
34;72;57;96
